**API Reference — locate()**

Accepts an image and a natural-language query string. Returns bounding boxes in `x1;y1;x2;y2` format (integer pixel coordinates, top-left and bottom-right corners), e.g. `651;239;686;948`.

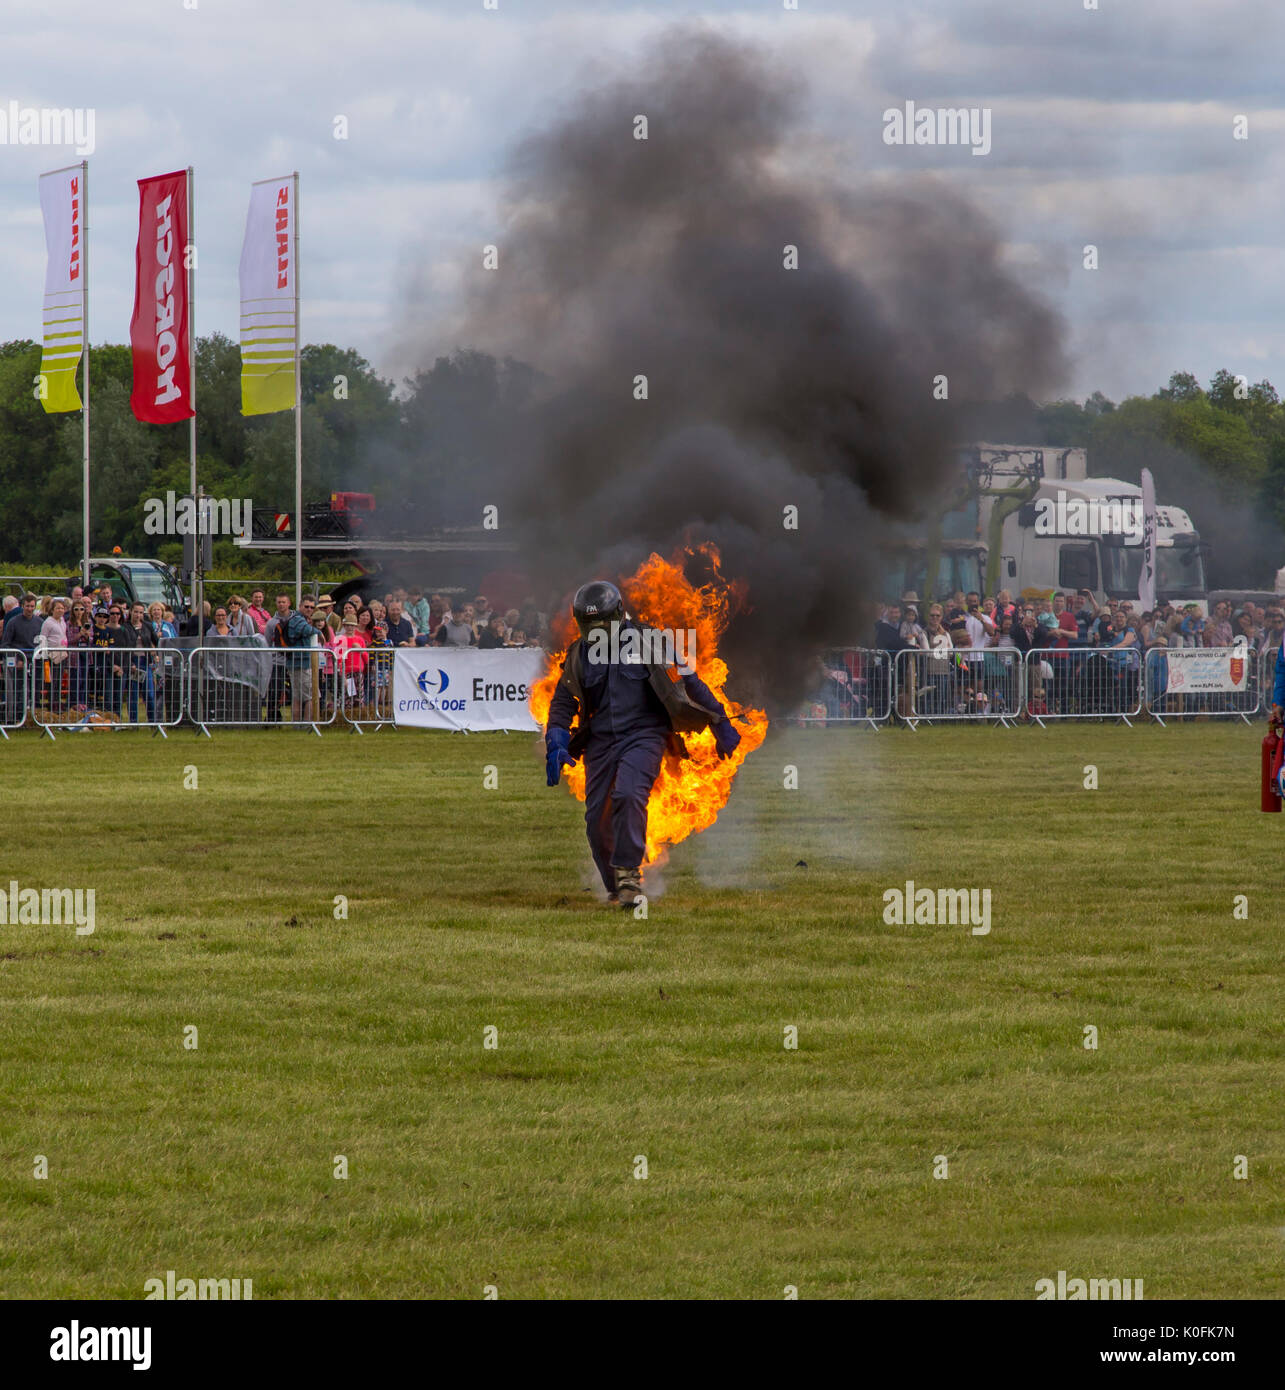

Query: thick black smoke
449;28;1068;707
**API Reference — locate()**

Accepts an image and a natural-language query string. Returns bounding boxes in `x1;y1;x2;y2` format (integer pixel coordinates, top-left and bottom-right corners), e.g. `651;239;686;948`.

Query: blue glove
712;717;740;759
545;726;576;786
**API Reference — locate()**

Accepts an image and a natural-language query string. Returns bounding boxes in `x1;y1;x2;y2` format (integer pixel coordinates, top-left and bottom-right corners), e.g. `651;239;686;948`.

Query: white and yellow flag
38;165;86;413
238;174;296;416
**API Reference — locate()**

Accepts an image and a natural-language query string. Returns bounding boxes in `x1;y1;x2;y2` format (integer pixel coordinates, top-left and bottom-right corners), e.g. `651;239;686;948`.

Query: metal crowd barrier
3;639;1283;739
0;648;28;737
187;642;339;735
31;645;185;737
1025;646;1142;724
340;646;395;732
895;647;1022;726
796;649;892;727
1145;646;1260;724
1259;644;1281;715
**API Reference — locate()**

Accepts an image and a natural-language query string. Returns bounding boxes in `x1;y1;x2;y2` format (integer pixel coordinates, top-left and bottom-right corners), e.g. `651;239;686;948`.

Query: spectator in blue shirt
384;600;416;647
1179;605;1205;647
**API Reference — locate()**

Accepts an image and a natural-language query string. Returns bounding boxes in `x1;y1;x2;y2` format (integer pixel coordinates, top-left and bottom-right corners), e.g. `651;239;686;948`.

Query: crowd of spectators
11;573;1283;729
0;582;552;726
806;588;1283;722
873;588;1285;660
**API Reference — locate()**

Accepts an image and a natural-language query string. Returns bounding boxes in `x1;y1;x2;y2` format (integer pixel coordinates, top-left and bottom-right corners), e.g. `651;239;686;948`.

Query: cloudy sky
3;0;1282;402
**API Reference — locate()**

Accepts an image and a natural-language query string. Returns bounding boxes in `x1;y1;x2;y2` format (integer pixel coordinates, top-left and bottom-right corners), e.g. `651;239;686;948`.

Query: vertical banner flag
37;167;86;413
129;170;193;423
238;176;296;415
1138;467;1157;613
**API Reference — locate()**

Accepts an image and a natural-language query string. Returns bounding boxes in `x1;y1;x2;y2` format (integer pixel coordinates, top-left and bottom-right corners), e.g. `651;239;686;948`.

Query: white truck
875;445;1210;614
991;475;1208;615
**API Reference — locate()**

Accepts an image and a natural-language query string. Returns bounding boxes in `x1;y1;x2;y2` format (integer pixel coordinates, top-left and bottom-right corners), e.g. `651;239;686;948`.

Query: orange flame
530;544;768;865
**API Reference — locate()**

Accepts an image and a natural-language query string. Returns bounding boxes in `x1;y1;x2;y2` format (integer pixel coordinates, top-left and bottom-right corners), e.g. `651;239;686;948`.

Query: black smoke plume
445;28;1067;707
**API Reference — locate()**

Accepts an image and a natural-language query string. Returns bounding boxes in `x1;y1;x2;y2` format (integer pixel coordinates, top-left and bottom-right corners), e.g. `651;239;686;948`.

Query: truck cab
77;558;189;617
997;479;1207;614
877;538;988;606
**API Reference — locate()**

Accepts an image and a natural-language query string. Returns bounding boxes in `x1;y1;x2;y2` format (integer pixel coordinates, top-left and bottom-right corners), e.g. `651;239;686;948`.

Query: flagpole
81;158;90;590
293;170;301;608
187;165;197;617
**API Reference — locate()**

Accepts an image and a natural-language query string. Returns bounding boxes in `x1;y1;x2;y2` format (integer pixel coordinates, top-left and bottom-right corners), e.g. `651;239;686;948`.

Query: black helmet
572;580;624;638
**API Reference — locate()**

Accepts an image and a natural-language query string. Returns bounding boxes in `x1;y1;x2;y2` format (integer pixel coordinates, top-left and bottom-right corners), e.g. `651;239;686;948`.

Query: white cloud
0;0;1281;403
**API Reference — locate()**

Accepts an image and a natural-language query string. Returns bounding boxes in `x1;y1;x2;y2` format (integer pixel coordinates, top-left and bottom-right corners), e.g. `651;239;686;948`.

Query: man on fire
544;579;741;908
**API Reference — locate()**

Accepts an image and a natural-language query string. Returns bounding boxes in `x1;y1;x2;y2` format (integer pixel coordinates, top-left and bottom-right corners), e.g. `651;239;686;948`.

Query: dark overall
579;657;671;892
548;634;726;895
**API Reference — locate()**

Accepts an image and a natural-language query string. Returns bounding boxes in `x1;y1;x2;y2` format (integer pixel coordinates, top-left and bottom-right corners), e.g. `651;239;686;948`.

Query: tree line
0;336;533;573
966;370;1285;588
1;337;1281;588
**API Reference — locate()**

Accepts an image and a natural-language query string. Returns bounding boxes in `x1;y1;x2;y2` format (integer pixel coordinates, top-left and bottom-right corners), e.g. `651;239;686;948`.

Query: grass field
0;721;1281;1299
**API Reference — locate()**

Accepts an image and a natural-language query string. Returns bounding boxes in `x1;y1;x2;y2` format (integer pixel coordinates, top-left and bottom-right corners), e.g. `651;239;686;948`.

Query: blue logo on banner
417;668;450;696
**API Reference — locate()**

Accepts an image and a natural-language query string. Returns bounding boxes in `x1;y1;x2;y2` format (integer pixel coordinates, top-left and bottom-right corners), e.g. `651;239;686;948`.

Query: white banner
393;648;547;730
1138;467;1156;613
38;165;86;413
238;175;296;416
1161;646;1249;693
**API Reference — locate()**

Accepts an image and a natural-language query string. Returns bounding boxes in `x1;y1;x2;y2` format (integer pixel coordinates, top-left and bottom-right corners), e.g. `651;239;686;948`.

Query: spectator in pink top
246;589;270;635
40;597;70;713
335;613;371;720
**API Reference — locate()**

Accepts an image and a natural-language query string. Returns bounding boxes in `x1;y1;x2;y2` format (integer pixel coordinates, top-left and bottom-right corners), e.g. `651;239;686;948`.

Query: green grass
0;721;1280;1299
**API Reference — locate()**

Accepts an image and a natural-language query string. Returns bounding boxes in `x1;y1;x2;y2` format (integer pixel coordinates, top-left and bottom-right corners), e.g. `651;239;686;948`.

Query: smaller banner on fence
393;649;546;731
1160;646;1249;694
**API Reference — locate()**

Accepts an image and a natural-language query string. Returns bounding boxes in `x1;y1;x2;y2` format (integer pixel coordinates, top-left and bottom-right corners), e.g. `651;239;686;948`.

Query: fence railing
796;649;892;726
1026;647;1142;724
893;648;1022;726
1145;646;1261;723
338;647;395;731
1261;645;1281;714
0;642;1281;735
31;645;186;736
187;644;340;735
805;644;1277;728
0;649;29;737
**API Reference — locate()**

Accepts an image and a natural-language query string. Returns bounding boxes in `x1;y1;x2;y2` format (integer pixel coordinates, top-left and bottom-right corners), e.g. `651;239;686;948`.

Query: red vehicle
250;492;376;541
329;492;375;520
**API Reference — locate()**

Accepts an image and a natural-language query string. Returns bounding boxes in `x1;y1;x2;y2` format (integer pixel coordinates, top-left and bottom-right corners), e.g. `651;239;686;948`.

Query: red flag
129;170;193;423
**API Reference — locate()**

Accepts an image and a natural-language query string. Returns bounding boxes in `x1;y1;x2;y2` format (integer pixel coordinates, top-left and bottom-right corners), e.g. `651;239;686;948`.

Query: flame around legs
531;545;768;865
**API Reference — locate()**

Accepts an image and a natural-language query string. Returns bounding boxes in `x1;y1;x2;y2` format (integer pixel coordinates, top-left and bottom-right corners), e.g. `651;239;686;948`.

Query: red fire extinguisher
1261;726;1283;812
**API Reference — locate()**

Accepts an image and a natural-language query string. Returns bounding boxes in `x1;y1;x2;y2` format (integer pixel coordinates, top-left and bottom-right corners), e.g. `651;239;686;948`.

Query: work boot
615;866;643;910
